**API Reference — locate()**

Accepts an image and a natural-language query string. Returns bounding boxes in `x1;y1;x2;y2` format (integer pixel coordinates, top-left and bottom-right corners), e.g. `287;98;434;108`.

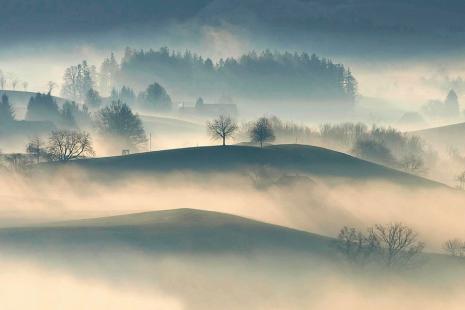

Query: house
179;97;238;117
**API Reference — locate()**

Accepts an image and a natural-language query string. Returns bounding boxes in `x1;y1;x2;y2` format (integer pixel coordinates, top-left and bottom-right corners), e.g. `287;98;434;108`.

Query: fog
0;167;463;250
2;2;465;308
2;24;465;120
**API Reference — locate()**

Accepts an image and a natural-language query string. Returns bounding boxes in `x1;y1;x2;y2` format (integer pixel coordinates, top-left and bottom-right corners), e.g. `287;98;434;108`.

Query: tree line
102;47;358;104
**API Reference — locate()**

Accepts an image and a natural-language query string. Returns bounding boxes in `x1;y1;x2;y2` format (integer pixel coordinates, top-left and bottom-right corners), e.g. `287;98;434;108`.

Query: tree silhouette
61;61;96;102
96;100;147;151
26;136;47;164
445;89;459;117
207;115;238;146
345;68;358;103
0;94;15;124
369;223;424;267
25;92;60;122
47;130;95;161
138;82;172;111
249;117;275;147
85;88;102;108
99;52;119;96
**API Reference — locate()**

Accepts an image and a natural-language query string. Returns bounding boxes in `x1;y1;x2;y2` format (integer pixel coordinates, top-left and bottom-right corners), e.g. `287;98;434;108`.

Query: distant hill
45;144;443;187
0;208;335;255
140;115;204;134
0;90;68;119
412;122;465;149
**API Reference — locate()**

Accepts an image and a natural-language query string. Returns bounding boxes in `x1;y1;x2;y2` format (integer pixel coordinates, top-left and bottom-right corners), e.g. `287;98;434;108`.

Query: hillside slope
0;208;334;255
412;122;465;149
49;144;443;187
0;90;68;119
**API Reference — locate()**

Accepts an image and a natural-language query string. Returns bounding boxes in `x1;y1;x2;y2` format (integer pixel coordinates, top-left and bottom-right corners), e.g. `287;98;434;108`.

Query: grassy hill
0;208;335;255
140;115;204;134
49;144;443;187
412;122;465;149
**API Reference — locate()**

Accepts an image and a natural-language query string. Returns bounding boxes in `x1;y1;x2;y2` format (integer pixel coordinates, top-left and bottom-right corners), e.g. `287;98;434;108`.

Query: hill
47;144;443;187
0;208;334;255
0;90;68;119
411;122;465;149
140;115;204;134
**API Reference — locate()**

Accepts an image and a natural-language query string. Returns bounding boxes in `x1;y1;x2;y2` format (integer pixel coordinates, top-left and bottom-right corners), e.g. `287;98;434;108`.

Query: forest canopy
111;47;358;104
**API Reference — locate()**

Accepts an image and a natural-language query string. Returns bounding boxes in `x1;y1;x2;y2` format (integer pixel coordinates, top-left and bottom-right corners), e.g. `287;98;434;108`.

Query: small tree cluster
111;86;136;106
26;130;95;163
338;227;379;266
320;123;434;173
61;61;96;102
337;223;424;268
443;239;465;257
26;137;47;164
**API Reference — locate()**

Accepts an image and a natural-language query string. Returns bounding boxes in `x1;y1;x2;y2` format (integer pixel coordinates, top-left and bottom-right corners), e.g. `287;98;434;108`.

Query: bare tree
47;130;95;161
337;226;379;266
26;136;47;164
456;171;465;190
443;239;465;257
22;81;28;91
207;115;238;146
47;81;57;94
369;223;424;267
249;117;275;148
3;153;32;172
11;79;18;90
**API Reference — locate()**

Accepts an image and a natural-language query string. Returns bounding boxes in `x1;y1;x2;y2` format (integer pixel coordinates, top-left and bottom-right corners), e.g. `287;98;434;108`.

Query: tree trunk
223;136;226;146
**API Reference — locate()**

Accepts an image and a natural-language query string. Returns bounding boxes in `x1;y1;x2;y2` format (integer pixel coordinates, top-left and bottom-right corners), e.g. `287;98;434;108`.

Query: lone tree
47;130;95;161
138;82;172;111
249;117;275;148
0;94;15;124
207;115;238;146
369;223;424;267
96;100;147;151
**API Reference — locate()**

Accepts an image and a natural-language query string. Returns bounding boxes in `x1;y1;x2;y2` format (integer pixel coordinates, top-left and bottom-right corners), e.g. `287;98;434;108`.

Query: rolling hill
47;144;444;187
412;122;465;149
1;90;68;119
140;115;204;134
0;208;335;255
